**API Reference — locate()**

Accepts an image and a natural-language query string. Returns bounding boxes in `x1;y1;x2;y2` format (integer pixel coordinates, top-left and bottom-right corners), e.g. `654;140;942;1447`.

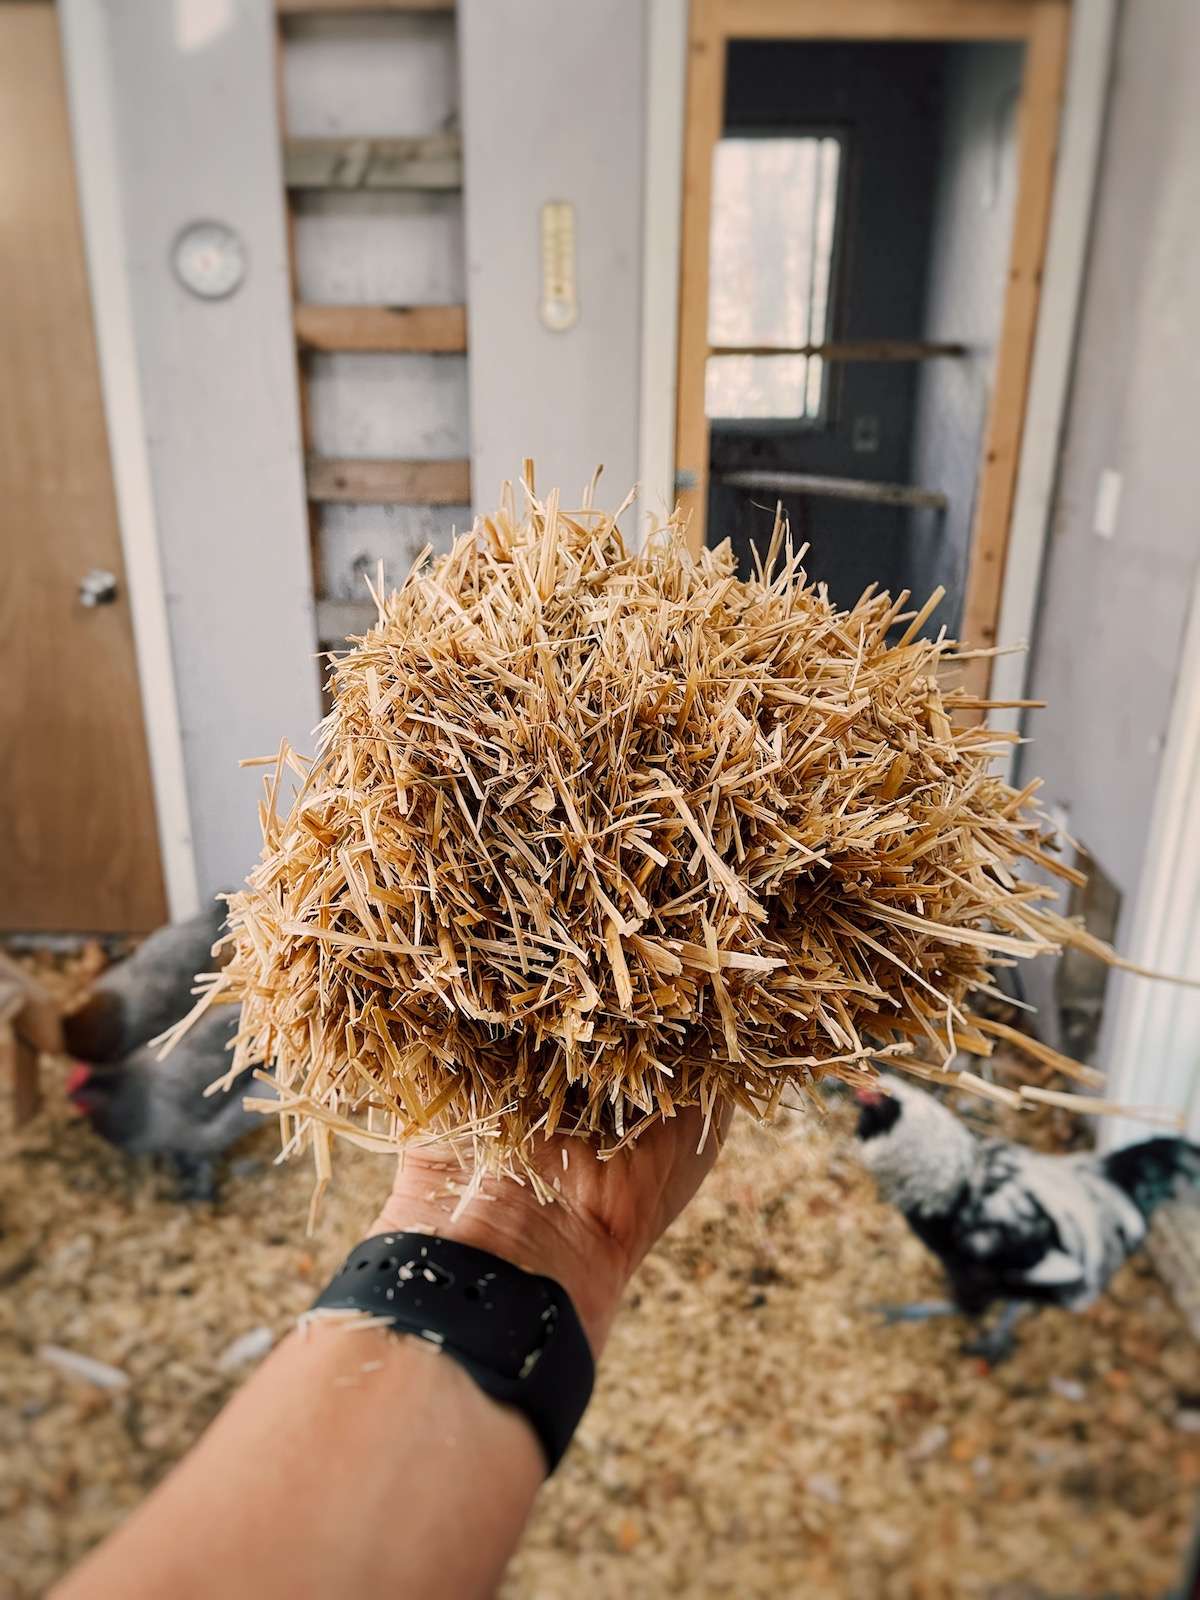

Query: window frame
705;121;853;434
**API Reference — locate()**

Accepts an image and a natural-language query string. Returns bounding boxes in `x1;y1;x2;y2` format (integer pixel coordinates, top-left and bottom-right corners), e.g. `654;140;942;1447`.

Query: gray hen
66;1005;266;1199
62;898;228;1063
63;897;265;1199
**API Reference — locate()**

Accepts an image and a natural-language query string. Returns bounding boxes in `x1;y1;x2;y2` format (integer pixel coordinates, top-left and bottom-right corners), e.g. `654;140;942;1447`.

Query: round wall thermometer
171;221;247;300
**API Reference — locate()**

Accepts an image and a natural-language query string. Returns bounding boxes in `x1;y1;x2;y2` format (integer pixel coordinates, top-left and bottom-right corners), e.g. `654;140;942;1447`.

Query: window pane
705;354;811;420
706;135;841;421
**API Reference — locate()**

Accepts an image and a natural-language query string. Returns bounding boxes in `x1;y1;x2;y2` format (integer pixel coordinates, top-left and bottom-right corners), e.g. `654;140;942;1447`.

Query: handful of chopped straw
194;475;1153;1190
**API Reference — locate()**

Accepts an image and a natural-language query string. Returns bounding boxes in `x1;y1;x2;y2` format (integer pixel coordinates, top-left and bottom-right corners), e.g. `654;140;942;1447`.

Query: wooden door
0;3;166;932
675;0;1070;697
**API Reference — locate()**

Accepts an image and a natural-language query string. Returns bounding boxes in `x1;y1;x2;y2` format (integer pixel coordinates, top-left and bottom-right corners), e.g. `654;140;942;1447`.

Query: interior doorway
0;3;166;933
675;0;1070;694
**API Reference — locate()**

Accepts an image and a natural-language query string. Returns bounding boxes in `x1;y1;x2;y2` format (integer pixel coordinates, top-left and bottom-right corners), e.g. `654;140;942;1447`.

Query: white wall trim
990;0;1119;763
58;0;200;919
636;0;687;541
1101;569;1200;1147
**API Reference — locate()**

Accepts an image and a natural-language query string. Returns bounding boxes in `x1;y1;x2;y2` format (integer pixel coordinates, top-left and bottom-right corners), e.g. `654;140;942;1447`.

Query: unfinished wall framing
274;0;472;646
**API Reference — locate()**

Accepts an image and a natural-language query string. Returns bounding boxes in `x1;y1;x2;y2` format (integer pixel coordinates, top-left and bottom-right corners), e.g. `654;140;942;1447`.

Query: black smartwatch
310;1232;594;1473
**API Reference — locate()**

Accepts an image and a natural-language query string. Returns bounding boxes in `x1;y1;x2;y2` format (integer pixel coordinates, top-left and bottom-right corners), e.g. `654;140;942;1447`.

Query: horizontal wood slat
709;339;968;363
279;1;452;13
295;303;467;353
307;457;471;504
708;0;1036;43
717;470;947;512
285;135;461;191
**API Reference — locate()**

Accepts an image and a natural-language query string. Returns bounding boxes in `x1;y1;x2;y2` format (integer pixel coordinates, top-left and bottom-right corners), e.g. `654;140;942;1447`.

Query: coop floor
3;1061;1200;1599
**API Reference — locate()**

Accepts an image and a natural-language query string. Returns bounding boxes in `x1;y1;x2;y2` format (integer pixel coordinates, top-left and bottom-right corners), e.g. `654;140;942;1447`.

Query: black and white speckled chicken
854;1075;1199;1362
63;900;266;1198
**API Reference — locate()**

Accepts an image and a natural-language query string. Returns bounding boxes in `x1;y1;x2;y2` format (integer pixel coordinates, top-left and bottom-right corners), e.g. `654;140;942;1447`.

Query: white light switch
1093;468;1122;539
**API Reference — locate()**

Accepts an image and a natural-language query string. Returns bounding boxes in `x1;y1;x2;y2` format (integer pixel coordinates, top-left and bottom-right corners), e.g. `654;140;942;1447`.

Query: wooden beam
284;136;461;192
279;0;453;12
0;949;62;1127
315;600;380;640
710;0;1037;42
295;304;467;354
273;23;325;660
307;457;471;504
960;0;1071;697
719;470;947;512
710;339;968;363
674;0;727;552
0;950;63;1055
9;1033;41;1127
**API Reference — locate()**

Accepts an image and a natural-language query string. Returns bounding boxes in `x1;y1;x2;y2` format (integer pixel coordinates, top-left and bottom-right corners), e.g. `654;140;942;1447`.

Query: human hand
371;1106;732;1354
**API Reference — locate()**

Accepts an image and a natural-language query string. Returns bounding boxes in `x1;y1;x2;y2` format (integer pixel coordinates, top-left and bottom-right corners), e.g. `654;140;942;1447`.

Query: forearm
53;1113;721;1600
55;1309;547;1600
54;1179;628;1600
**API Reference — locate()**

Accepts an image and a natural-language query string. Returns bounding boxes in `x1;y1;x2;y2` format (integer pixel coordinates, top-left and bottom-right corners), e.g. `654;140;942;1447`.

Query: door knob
79;569;118;607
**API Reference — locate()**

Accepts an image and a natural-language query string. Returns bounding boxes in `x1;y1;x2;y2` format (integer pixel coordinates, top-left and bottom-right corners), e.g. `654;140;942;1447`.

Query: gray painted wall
95;0;321;898
1021;0;1200;913
458;0;645;521
909;43;1024;631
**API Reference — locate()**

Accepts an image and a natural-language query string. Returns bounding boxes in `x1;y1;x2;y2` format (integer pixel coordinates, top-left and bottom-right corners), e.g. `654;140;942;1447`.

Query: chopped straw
183;476;1178;1189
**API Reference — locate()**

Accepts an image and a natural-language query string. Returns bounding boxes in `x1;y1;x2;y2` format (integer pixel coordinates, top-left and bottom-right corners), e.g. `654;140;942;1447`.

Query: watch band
311;1232;594;1473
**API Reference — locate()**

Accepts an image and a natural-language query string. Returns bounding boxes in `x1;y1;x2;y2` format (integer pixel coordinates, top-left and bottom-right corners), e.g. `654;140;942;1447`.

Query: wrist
370;1169;629;1355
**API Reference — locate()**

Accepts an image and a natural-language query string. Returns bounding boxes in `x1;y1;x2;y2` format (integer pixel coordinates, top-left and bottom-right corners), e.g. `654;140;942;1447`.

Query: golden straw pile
194;475;1127;1189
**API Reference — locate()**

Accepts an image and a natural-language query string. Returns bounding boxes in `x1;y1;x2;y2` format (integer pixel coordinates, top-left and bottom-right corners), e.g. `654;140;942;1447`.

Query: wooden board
719;470;948;510
295;303;467;352
710;339;967;362
0;5;165;932
705;0;1037;40
284;135;461;191
274;21;324;626
278;0;454;11
0;947;64;1126
0;952;63;1057
959;1;1071;697
306;457;471;503
673;0;727;542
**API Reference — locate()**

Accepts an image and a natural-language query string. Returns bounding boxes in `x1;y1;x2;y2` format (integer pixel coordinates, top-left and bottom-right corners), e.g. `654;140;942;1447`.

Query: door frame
59;0;323;912
644;0;1091;702
59;0;199;921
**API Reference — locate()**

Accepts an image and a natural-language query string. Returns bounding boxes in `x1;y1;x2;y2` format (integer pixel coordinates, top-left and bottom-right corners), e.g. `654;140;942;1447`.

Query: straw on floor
185;473;1144;1193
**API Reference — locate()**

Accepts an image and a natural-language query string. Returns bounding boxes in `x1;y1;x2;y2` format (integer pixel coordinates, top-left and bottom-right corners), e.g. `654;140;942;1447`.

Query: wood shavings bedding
3;1052;1198;1599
